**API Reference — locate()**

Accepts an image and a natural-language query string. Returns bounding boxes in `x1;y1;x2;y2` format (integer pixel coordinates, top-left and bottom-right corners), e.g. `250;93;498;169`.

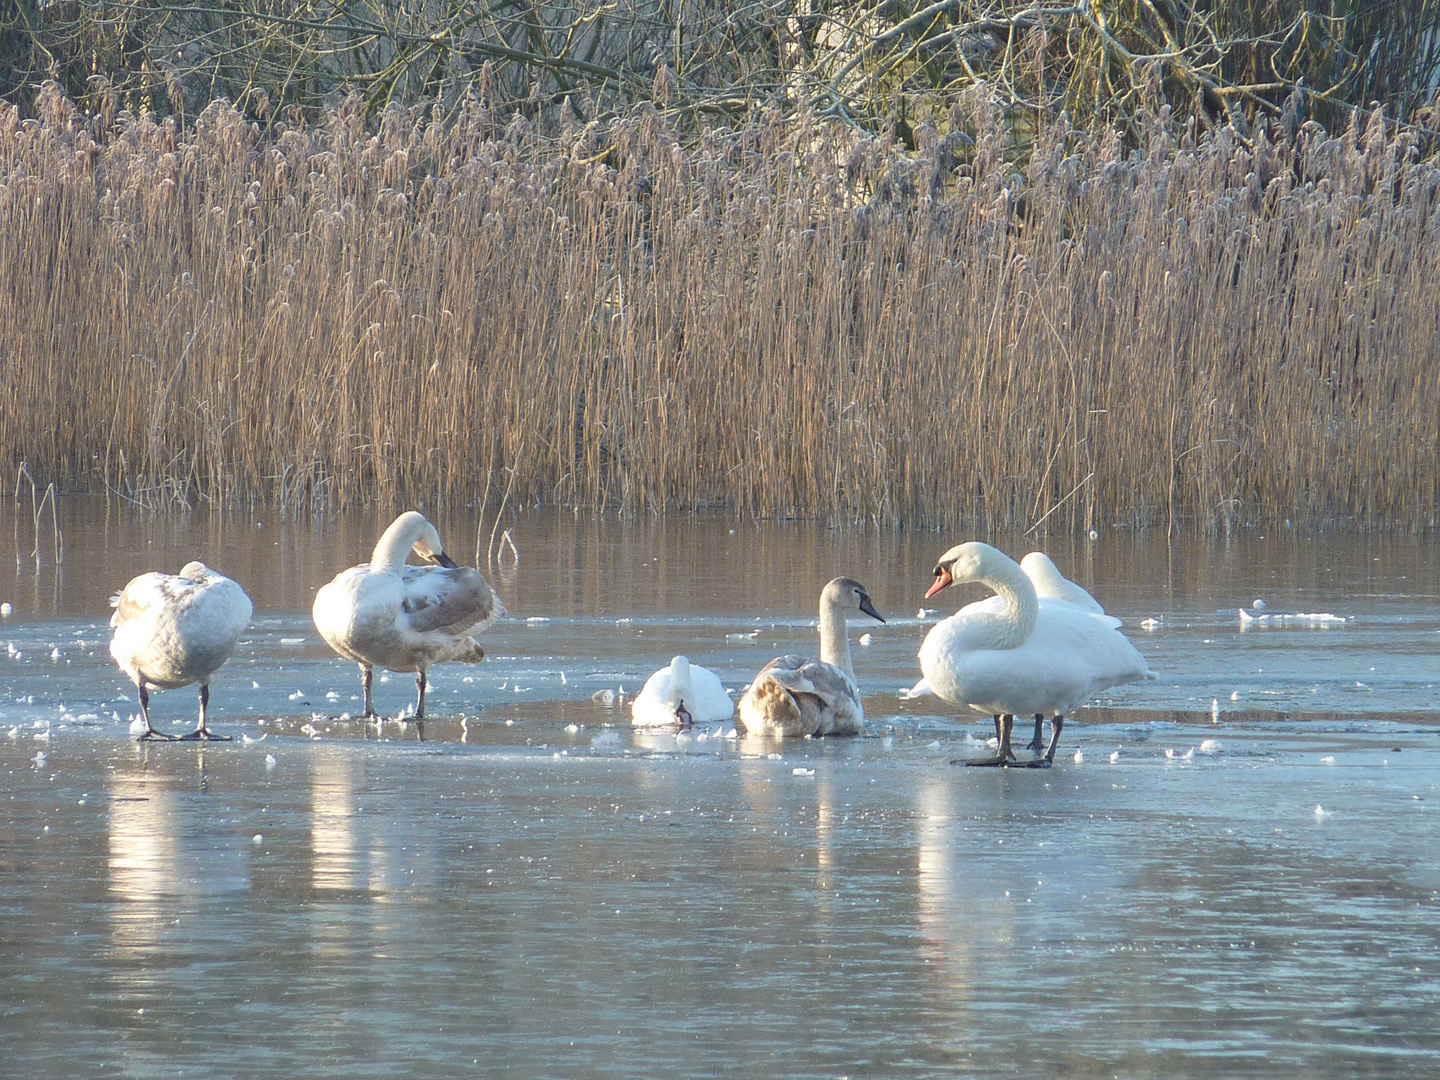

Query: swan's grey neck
977;554;1038;650
371;513;428;574
819;595;854;678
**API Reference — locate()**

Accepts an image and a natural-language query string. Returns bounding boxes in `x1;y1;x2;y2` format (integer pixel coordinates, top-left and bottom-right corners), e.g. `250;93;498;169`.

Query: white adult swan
919;542;1154;766
313;511;504;719
110;562;252;740
738;577;885;738
631;656;734;727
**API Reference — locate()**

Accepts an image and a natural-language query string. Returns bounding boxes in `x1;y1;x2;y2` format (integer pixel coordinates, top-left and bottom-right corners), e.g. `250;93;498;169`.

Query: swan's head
824;577;885;623
178;561;215;582
926;542;1006;598
409;517;458;569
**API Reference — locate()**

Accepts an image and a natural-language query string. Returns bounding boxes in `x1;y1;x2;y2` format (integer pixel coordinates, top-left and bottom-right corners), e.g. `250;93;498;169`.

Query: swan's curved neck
819;595;854;678
371;515;426;574
977;556;1038;649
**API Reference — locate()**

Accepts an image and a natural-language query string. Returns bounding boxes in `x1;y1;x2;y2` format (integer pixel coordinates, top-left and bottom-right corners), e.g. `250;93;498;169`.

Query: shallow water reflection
2;502;1440;1076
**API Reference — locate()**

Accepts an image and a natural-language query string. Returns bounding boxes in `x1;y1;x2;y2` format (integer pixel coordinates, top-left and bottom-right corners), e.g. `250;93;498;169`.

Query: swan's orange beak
924;568;953;599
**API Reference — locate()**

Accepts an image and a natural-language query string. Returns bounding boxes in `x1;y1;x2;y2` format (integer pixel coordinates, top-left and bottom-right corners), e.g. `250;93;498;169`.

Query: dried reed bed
1;87;1438;532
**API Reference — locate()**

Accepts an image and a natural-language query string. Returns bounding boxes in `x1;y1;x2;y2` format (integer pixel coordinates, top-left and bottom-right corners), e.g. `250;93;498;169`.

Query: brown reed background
1;86;1437;532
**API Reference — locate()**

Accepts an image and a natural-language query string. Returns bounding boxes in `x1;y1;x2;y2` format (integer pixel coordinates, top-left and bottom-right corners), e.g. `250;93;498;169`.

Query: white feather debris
858;634;873;646
792;767;815;777
1199;739;1221;753
1139;618;1161;630
264;754;277;770
1109;750;1120;764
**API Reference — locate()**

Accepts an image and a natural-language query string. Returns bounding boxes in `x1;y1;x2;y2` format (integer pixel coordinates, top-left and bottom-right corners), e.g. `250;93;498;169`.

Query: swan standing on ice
313;511;504;719
738;577;885;737
919;542;1154;767
110;563;252;740
631;656;734;727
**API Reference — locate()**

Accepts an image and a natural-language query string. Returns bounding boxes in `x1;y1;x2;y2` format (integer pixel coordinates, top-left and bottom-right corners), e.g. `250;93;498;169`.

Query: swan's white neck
819;593;854;678
668;657;694;704
973;550;1038;650
371;513;428;574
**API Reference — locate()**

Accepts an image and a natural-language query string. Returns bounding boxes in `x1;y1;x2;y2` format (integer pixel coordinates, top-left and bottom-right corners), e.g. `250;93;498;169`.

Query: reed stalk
1;86;1438;532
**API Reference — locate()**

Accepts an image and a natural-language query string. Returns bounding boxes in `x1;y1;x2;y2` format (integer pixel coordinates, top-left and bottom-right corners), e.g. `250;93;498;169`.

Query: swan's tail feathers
899;677;934;700
738;676;821;738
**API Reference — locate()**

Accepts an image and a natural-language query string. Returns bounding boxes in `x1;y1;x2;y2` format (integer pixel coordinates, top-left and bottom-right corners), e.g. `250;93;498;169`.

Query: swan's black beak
674;702;694;729
433;552;459;569
859;594;885;624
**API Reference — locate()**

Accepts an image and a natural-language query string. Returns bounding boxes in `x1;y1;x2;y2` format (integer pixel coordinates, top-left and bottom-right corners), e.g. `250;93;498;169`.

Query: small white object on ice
251;681;260;689
50;648;61;660
1072;750;1084;764
1109;750;1120;764
0;603;11;616
288;690;305;701
591;689;616;705
1211;699;1221;722
241;732;268;745
1139;618;1161;630
858;634;873;646
1165;748;1176;759
1314;805;1328;817
1199;739;1221;753
279;637;305;645
526;616;550;624
1320;755;1335;765
590;731;623;750
252;834;263;844
33;751;46;766
264;754;277;770
300;723;319;737
564;724;580;734
792;767;814;777
916;607;937;619
1088;529;1099;540
128;716;147;736
1252;598;1266;609
726;631;759;641
325;691;340;701
1230;690;1240;701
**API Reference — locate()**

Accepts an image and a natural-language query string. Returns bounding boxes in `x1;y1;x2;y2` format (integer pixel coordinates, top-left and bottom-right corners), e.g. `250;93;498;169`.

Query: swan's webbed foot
136;728;176;742
1025;714;1046;751
961;754;1013;767
1020;756;1052;768
177;727;232;741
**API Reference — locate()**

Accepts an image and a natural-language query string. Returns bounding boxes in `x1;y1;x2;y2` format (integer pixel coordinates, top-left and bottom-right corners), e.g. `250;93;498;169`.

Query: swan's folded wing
759;659;855;708
109;573;192;627
400;566;505;636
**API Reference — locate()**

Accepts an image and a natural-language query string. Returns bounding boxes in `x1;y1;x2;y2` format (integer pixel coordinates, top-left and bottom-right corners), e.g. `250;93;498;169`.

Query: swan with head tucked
919;542;1154;766
313;511;504;719
1019;551;1105;614
737;577;885;738
631;656;734;728
110;562;252;740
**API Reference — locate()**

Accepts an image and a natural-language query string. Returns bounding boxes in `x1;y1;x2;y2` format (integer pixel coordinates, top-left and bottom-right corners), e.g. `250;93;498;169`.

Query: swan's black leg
1024;715;1065;768
359;664;376;719
135;684;174;741
967;715;1017;766
415;670;427;720
1026;713;1046;750
993;714;1003;742
178;683;231;741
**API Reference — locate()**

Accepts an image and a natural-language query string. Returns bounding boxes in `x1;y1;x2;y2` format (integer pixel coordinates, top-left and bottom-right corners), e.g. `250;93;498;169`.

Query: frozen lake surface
2;502;1439;1076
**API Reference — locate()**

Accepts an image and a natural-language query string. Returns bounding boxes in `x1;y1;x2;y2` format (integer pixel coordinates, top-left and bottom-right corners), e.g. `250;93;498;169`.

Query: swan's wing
757;654;811;677
400;566;505;636
760;659;857;708
109;572;194;627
